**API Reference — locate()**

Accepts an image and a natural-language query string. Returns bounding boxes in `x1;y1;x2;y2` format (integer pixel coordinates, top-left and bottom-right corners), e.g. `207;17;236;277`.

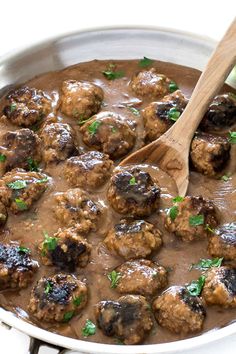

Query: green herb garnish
63;311;75;322
221;174;230;182
102;64;125;80
18;246;30;254
27;158;39;172
82;319;96;337
186;275;205;296
0;154;6;162
42;231;58;255
77;117;92;126
15;198;28;211
111;126;117;133
73;295;83;307
107;270;122;288
139;56;154;67
205;224;215;233
129;176;136;185
229;131;236;144
88;121;101;135
36;177;48;184
190;257;223;271
7;180;27;190
44;281;53;294
127;106;140;116
169;81;179;93
172;196;184;203
189;214;204;226
169;206;178;220
10;103;17;113
168;107;181;121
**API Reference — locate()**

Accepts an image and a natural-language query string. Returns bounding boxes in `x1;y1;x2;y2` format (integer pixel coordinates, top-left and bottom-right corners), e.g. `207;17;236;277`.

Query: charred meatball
104;219;162;260
0;129;41;175
208;223;236;260
2;86;51;127
28;274;87;322
95;295;153;344
80;112;136;159
39;122;76;164
0;168;48;214
65;151;113;190
202;266;236;307
190;132;231;176
142;90;188;142
200;93;236;132
130;68;172;98
60;80;104;120
113;259;167;297
0;202;7;226
107;167;160;217
153;286;206;334
54;188;102;233
165;196;219;242
0;243;38;290
39;227;92;271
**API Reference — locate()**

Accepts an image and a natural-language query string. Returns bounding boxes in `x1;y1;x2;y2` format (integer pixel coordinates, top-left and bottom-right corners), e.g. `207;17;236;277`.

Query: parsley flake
190;257;223;271
139;57;154;67
15;199;28;211
205;224;215;233
102;64;125;80
42;231;58;255
129;176;136;185
0;154;6;162
169;206;178;220
169;81;179;93
221;174;230;182
107;270;122;288
27;158;39;172
127;106;140;116
7;180;27;190
18;246;30;254
189;214;204;226
44;281;53;294
63;311;74;322
36;177;48;184
172;196;184;203
168;107;181;121
186;275;205;296
229;131;236;144
82;319;96;337
10;103;17;113
88;121;101;135
73;295;83;307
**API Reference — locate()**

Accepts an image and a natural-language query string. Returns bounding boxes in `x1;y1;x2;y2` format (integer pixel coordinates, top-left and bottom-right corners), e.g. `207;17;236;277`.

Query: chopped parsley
82;319;96;337
139;56;154;67
110;126;117;133
36;177;48;184
15;198;28;211
41;231;58;255
18;246;30;254
127;106;140;116
169;81;179;93
73;295;83;307
77;117;92;126
102;64;125;80
0;154;6;162
169;205;178;220
186;275;205;296
205;224;215;233
63;311;74;322
129;176;136;185
107;270;122;288
10;103;17;113
88;121;101;135
221;174;230;182
27;158;39;172
172;196;184;203
168;107;181;121
229;131;236;144
7;180;27;190
44;281;53;294
189;214;204;226
190;257;223;271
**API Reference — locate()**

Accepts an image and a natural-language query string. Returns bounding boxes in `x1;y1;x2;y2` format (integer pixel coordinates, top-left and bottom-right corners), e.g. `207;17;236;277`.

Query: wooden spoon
120;18;236;196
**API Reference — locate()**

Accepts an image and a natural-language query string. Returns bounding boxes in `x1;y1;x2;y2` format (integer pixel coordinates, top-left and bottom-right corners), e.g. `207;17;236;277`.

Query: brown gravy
0;59;235;344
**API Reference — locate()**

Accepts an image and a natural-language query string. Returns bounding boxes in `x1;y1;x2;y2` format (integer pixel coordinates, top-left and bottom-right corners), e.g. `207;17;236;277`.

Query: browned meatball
39;122;76;164
95;295;153;344
2;86;51;127
65;151;113;190
0;243;38;290
104;219;162;260
200;93;236;132
165;196;219;242
80;112;136;159
39;227;92;271
202;266;236;307
190;132;231;176
130;68;172;98
152;286;206;334
107;167;160;217
60;80;104;120
208;223;236;260
28;274;88;323
142;90;188;142
0;202;7;226
0;129;41;175
54;188;102;233
0;168;48;214
113;259;167;297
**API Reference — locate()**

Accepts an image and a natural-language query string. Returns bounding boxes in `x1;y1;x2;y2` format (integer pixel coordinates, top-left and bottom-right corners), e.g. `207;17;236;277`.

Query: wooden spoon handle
167;17;236;141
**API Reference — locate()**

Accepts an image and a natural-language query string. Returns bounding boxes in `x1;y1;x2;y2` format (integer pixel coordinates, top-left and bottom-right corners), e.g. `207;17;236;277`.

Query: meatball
39;122;76;164
104;219;162;260
142;90;188;142
28;274;88;322
39;227;92;271
107;167;160;217
65;151;113;190
0;202;7;226
208;223;236;260
60;80;104;120
190;132;231;176
200;93;236;132
165;196;219;242
80;112;136;159
130;68;172;98
95;295;153;344
2;86;51;127
0;168;48;214
202;266;236;307
152;286;206;334
113;259;167;297
54;188;102;233
0;243;38;290
0;129;41;175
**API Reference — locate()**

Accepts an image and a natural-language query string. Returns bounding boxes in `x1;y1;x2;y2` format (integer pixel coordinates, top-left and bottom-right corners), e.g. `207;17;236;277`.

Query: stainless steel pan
0;26;236;354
